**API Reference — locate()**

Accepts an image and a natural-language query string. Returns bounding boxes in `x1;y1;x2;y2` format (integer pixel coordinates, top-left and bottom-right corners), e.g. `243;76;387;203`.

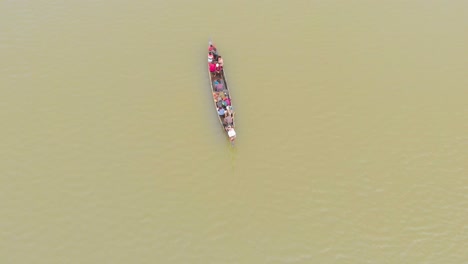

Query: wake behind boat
207;40;236;142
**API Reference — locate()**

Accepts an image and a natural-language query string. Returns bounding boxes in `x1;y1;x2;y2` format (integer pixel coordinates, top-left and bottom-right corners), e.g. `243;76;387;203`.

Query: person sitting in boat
215;79;224;92
223;97;231;106
217;106;225;117
216;98;224;109
209;62;216;74
208;44;217;55
215;63;222;74
223;113;233;127
208;52;214;63
227;126;236;141
217;56;223;67
225;107;234;120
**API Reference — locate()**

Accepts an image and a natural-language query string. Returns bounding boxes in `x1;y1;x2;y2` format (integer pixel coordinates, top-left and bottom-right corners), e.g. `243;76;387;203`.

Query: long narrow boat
207;40;236;142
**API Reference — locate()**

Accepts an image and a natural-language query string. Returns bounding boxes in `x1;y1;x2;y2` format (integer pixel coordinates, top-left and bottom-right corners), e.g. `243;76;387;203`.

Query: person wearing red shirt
208;44;217;54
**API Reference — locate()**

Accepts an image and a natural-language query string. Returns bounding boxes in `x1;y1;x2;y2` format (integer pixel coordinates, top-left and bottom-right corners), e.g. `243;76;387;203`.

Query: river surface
1;1;467;263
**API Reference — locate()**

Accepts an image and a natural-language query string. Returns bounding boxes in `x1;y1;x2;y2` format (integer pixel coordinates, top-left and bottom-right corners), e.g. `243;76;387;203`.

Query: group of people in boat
213;89;234;126
208;43;235;141
208;44;224;77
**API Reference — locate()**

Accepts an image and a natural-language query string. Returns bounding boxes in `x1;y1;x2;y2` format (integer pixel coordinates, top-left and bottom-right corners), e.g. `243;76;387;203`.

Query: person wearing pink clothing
209;63;216;73
223;97;231;106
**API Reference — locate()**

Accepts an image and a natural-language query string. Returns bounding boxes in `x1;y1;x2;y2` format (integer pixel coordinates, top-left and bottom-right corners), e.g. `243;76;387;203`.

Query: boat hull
207;40;236;141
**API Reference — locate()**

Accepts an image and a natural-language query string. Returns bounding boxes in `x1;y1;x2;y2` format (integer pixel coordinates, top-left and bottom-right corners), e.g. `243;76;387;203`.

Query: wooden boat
207;40;236;142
